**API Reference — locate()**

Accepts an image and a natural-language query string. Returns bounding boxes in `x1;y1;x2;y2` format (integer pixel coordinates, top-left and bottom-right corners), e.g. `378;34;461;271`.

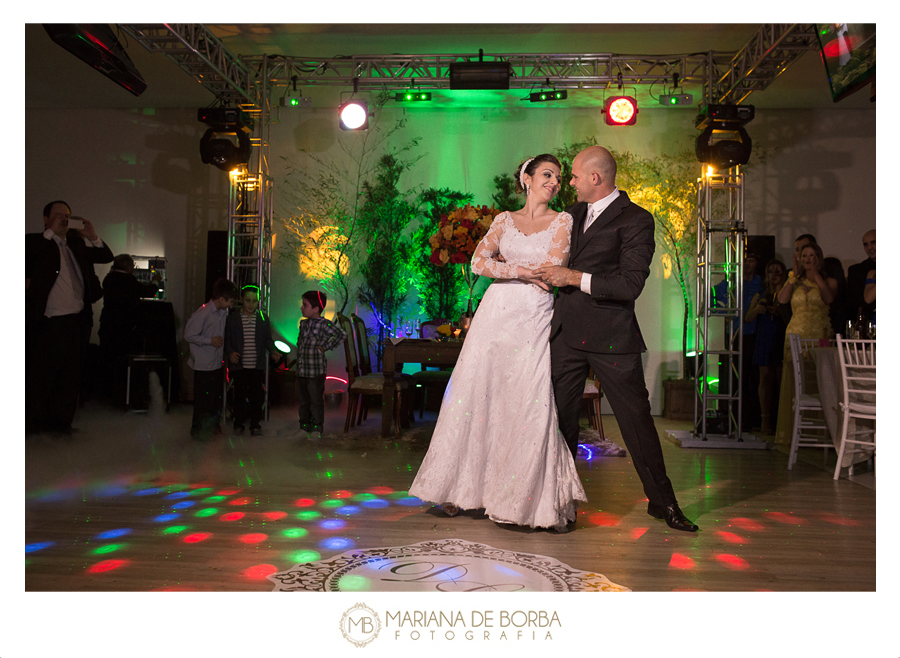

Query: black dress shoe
647;503;699;532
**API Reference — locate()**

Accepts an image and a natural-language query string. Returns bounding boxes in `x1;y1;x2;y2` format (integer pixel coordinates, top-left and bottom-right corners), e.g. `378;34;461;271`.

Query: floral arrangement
428;204;500;267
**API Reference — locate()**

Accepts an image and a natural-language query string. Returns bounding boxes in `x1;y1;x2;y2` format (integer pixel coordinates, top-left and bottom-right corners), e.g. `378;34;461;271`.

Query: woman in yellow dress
774;243;838;446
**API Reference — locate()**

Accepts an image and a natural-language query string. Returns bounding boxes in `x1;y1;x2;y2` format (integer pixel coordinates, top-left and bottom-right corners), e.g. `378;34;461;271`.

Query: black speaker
205;230;228;301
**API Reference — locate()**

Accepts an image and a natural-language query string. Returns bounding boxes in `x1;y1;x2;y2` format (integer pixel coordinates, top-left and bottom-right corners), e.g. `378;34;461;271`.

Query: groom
534;145;698;532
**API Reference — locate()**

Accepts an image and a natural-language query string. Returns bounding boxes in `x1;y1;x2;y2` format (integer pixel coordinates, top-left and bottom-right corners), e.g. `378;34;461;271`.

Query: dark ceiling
25;23;875;111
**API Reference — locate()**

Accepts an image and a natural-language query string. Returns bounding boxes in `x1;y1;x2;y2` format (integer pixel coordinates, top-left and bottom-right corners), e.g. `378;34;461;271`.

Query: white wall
26;104;876;411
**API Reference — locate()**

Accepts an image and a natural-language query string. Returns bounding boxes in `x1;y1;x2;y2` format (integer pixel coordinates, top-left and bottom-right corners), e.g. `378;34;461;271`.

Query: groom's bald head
570;146;617;204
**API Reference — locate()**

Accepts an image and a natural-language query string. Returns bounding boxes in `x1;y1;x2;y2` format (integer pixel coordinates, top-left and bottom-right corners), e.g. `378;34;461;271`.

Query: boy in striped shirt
225;285;279;435
296;290;347;440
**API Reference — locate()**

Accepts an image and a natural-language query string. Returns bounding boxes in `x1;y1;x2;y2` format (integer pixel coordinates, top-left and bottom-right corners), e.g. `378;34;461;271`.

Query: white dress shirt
579;188;620;294
42;229;103;317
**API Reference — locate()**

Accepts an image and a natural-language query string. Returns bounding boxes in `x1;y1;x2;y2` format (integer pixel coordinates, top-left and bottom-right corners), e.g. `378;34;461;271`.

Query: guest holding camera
26;201;113;436
745;259;787;435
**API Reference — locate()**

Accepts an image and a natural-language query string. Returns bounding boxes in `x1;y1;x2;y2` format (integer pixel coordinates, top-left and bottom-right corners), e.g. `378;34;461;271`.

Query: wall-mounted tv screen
815;23;875;103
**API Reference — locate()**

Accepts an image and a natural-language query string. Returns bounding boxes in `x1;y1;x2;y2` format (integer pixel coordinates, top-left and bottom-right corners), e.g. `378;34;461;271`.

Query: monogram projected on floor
267;539;630;592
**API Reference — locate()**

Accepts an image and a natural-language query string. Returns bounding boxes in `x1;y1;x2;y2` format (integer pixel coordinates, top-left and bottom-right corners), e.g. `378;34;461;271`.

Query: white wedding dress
409;211;587;530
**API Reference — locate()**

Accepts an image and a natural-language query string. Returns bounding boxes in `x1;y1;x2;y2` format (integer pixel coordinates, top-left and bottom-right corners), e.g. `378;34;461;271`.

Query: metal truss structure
119;23;820;108
694;167;747;441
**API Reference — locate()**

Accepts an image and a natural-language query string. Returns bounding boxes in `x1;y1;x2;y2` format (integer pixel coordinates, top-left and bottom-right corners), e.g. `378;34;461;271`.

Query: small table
381;339;463;437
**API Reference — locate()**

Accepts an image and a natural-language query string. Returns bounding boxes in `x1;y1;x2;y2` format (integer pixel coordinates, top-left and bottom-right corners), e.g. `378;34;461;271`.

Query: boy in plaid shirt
296;290;346;439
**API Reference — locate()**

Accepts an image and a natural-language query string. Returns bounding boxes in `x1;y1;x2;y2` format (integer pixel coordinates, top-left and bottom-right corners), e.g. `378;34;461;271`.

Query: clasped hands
495;252;579;290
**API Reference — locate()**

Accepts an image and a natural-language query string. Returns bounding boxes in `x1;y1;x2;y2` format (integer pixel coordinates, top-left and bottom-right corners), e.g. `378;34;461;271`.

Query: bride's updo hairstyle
514;154;563;194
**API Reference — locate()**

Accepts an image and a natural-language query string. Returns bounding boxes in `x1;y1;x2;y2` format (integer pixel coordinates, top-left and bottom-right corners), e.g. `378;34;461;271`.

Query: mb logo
340;603;381;648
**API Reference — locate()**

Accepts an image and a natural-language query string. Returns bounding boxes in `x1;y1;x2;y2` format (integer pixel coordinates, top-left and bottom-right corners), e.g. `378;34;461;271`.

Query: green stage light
395;92;432;102
529;90;567;103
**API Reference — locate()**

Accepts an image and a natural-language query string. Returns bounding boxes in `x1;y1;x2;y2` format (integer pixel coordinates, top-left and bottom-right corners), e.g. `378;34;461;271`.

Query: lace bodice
471;211;573;279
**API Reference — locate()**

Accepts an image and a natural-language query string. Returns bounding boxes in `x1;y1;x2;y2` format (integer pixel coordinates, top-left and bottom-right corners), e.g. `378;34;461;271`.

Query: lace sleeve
542;212;573;267
471;213;519;279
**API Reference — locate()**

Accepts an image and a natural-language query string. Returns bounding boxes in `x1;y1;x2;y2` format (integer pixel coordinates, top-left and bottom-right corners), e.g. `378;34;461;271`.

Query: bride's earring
526;184;531;195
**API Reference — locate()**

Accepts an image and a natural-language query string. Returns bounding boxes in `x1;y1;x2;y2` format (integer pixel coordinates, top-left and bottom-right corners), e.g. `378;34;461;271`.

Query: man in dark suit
846;229;875;324
26;200;114;435
534;146;697;532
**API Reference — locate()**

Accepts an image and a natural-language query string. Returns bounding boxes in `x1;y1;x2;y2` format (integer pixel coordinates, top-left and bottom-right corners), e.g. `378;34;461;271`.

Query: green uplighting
93;544;122;554
297;511;322;521
163;525;188;534
195;508;218;517
283;528;309;538
289;550;321;563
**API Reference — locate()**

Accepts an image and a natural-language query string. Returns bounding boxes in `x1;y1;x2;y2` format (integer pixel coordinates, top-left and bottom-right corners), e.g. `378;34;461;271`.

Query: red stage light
604;96;638;126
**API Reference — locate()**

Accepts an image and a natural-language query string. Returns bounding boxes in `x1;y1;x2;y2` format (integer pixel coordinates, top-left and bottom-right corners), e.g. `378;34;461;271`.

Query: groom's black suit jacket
549;191;653;354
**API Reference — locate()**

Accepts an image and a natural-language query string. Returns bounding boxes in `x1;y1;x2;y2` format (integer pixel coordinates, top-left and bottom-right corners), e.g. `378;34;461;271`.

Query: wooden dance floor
24;399;875;593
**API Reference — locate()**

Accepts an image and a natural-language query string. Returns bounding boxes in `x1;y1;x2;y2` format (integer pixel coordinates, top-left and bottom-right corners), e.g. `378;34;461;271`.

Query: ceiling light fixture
604;96;638;125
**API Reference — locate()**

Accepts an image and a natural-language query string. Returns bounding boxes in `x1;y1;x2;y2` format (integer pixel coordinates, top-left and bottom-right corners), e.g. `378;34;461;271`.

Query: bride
409;154;587;532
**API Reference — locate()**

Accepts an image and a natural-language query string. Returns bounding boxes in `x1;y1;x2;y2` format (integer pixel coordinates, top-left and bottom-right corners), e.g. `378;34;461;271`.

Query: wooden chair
350;313;415;424
786;333;833;470
583;371;606;438
411;320;453;418
833;336;876;480
337;313;407;435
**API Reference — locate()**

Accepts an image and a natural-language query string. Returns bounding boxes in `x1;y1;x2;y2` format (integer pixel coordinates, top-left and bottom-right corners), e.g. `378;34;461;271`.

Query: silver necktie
60;242;84;300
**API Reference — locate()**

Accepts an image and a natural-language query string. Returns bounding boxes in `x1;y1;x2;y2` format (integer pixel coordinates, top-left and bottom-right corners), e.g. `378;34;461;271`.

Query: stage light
395;92;432;102
199;128;251;172
604;96;638;125
694;104;754;170
281;90;311;107
659;93;692;106
529;90;568;102
339;101;369;130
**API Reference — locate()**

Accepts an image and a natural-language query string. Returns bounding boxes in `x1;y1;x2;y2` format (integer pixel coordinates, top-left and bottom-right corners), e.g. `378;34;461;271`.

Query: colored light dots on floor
242;564;278;579
283;528;309;538
165;491;192;500
93;544;123;554
171;501;195;509
320;499;343;509
240;533;268;544
319;537;354;551
262;511;288;521
395;497;424;507
296;511;322;521
94;528;132;540
289;550;321;563
353;492;377;502
763;511;807;525
217;489;242;495
336;505;361;515
87;559;129;574
25;542;54;553
730;517;766;532
330;490;353;499
203;495;227;503
817;512;861;526
134;487;164;496
588;512;620;527
361;499;389;509
630;527;648;540
319;519;347;530
163;525;188;534
195;508;218;518
220;512;245;522
669;553;696;569
153;513;180;523
229;497;255;506
716;553;750;570
293;498;316;508
368;486;394;495
337;574;370;591
716;531;746;544
183;533;211;544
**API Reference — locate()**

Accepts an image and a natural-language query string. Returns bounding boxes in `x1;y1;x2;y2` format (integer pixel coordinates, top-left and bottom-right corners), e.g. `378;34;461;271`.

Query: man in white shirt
25;200;113;435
